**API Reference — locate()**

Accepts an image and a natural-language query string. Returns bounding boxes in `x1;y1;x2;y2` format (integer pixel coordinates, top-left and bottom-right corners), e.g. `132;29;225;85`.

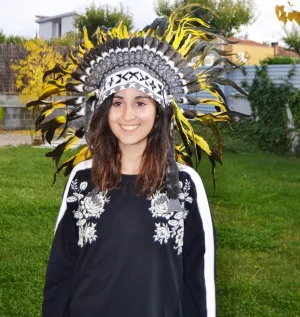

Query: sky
0;0;292;45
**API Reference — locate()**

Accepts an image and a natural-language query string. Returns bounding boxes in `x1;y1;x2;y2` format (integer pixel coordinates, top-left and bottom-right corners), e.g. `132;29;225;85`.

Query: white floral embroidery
149;191;172;219
154;223;171;244
148;179;193;255
68;180;110;247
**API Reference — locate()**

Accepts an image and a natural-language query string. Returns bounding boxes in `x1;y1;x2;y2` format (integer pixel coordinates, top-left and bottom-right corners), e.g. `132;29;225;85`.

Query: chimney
271;42;279;56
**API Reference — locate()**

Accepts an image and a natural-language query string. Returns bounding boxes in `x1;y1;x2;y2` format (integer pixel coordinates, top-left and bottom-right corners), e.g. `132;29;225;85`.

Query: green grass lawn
0;146;299;316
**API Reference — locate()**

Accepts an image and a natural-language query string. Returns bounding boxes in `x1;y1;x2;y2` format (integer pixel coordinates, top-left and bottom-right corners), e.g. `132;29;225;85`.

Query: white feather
75;84;85;92
85;68;92;75
80;75;88;82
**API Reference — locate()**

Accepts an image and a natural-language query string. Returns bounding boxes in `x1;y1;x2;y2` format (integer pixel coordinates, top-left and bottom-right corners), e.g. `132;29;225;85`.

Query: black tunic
42;159;216;317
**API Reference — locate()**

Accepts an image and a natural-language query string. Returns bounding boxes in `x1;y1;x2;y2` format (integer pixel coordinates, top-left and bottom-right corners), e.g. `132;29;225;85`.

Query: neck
119;141;146;175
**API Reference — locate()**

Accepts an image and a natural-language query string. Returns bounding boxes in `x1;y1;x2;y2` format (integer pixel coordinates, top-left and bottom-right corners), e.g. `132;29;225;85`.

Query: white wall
39;22;52;40
62;15;76;36
38;14;76;40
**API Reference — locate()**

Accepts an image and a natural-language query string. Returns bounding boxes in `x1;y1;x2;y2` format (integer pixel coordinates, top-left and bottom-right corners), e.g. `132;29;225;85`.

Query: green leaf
0;106;4;123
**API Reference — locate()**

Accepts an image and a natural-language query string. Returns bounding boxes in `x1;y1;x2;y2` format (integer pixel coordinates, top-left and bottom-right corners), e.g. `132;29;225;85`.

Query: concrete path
0;132;87;148
0;133;31;147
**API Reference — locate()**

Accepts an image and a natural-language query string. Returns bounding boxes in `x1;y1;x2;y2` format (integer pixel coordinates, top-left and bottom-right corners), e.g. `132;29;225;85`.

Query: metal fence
190;64;300;114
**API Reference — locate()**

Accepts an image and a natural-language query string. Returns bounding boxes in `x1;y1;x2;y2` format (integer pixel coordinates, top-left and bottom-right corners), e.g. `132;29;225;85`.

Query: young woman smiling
42;86;216;317
31;5;243;317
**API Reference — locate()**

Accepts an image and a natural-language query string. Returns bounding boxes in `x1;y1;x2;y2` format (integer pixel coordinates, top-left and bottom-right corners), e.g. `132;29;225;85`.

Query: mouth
120;124;140;131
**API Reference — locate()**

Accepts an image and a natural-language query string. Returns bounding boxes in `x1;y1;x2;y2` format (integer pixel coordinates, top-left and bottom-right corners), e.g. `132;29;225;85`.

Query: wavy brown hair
88;95;173;196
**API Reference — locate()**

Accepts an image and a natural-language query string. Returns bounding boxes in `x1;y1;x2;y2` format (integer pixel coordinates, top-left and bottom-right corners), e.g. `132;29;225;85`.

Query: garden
0;143;299;316
1;1;300;316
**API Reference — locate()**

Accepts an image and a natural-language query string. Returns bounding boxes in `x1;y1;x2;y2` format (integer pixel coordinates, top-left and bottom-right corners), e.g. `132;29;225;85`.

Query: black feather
43;64;70;82
38;118;65;144
120;38;129;49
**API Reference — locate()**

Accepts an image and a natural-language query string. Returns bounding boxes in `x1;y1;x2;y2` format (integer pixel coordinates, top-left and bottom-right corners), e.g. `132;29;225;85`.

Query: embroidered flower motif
149;191;172;219
80;181;88;191
179;179;193;204
84;222;97;244
148;178;193;255
154;223;171;244
83;193;108;218
67;179;109;247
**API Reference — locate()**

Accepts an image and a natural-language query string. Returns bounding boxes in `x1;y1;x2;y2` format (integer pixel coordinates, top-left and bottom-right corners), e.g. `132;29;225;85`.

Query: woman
29;5;242;317
42;87;216;317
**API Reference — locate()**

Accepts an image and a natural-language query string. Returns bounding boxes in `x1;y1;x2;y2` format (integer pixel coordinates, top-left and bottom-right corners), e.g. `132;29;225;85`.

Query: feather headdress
27;4;246;209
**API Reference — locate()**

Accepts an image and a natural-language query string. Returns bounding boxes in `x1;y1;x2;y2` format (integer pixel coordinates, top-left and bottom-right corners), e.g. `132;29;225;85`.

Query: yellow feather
74;146;91;165
187;131;212;155
39;83;66;100
178;36;198;57
68;47;80;65
121;25;129;38
195;112;230;124
83;27;94;50
184;17;212;29
58;116;67;124
42;102;67;118
199;99;228;112
64;136;79;152
165;9;178;43
173;101;195;144
111;21;125;38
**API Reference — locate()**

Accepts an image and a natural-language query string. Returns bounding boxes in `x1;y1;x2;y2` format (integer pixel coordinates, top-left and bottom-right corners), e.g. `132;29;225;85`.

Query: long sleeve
182;170;216;317
42;170;80;317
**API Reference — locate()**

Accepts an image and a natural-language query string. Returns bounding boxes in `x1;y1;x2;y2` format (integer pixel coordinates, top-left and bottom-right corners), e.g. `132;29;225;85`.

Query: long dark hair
88;95;173;196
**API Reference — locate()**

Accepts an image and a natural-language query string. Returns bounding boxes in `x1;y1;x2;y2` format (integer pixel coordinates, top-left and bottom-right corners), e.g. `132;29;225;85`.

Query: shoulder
177;163;204;187
70;159;92;178
177;163;209;203
54;160;93;231
67;159;92;183
63;159;93;197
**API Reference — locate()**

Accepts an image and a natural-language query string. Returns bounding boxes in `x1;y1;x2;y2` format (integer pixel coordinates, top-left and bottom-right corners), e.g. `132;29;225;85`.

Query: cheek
108;108;118;127
141;107;156;127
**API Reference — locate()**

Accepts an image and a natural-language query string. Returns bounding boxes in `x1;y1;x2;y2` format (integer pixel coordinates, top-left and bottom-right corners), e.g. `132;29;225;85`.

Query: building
271;42;300;58
35;11;78;40
225;37;274;65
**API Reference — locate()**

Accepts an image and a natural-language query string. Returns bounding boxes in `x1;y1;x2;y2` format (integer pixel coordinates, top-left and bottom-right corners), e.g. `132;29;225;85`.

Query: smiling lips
120;124;140;131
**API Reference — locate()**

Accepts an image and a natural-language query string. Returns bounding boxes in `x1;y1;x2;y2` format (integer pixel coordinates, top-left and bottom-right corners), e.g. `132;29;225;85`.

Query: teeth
120;125;140;131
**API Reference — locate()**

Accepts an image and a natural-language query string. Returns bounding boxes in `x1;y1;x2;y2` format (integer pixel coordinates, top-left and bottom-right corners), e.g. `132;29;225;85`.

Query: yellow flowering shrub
10;39;66;104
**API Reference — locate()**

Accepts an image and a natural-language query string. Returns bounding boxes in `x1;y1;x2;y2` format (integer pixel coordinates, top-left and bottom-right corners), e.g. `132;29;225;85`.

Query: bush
242;66;297;154
260;56;300;65
0;106;4;123
190;117;258;155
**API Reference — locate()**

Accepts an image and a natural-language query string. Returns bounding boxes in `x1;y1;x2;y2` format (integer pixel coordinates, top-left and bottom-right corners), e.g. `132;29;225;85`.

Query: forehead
112;88;150;98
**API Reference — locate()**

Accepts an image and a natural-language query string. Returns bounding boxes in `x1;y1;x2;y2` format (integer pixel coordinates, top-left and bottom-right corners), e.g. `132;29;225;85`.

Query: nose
122;104;136;121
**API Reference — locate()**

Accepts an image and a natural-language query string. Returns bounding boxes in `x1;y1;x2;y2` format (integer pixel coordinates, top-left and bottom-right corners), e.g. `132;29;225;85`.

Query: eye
137;101;145;107
112;101;122;107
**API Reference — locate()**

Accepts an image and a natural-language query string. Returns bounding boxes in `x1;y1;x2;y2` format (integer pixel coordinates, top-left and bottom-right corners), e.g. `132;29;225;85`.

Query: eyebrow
113;95;151;100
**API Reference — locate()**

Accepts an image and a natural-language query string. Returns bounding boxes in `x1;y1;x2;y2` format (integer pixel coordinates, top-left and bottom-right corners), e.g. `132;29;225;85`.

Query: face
108;88;157;151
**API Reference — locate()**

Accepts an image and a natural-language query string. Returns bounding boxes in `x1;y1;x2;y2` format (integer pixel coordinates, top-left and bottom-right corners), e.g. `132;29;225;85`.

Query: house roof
35;11;78;24
228;37;268;47
275;45;300;57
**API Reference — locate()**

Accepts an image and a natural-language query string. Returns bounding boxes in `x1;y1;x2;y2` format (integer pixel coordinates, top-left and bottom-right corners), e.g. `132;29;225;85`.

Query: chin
118;137;148;148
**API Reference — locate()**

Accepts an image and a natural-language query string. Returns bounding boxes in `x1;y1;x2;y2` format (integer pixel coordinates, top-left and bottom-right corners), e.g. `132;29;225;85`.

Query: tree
10;39;67;104
74;3;134;41
154;0;256;37
0;30;5;43
0;29;25;45
47;31;80;47
282;22;300;54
